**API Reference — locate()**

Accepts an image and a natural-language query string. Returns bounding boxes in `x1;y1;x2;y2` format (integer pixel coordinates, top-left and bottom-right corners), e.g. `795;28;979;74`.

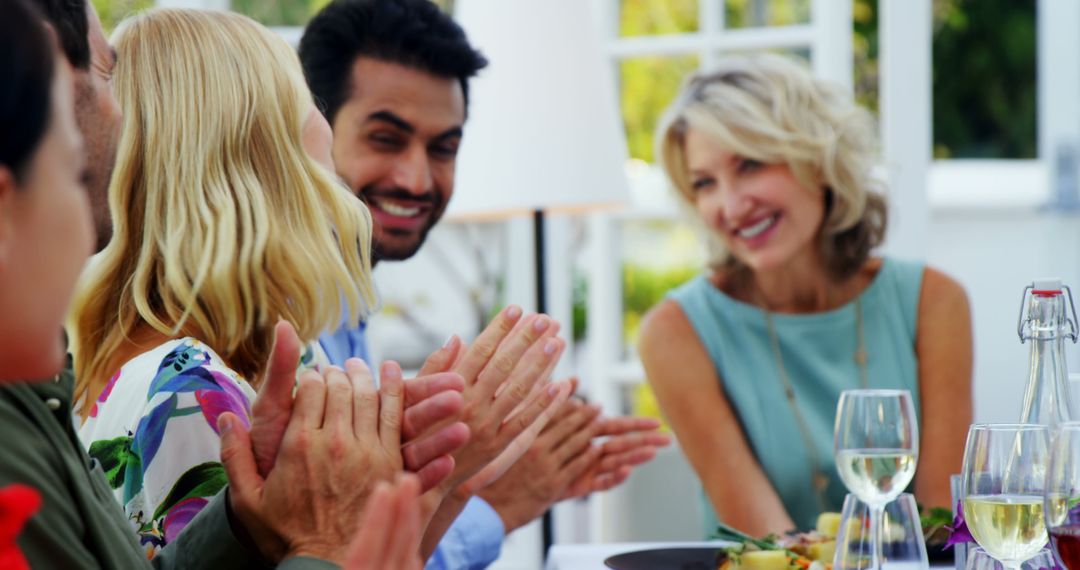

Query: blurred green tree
92;0;152;34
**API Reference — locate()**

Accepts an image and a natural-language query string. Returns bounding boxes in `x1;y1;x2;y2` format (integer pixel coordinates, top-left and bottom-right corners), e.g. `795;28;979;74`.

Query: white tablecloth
545;541;731;570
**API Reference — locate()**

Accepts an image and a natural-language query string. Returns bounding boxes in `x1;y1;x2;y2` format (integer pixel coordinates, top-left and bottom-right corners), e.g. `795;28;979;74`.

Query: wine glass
961;424;1050;570
833;493;929;570
967;547;1061;570
834;389;920;570
1045;422;1080;569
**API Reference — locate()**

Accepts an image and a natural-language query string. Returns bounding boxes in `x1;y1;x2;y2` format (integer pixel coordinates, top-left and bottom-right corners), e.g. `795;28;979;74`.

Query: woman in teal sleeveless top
638;54;973;536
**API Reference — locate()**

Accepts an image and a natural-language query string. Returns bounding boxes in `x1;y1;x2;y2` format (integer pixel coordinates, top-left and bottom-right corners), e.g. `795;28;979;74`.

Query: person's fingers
403;390;464;442
454;305;524;385
323;366;354;435
345;358;379;439
344;481;393;569
472;314;554;403
495;322;563;406
589;466;633;494
561;444;603;489
385;475;423;569
489;336;565;422
597;415;663;437
417;335;463;377
535;398;586;446
491;321;560;404
403;372;464;407
500;379;572;449
217;413;262;511
379;361;405;452
598;445;659;473
249;320;302;476
254;320;302;413
600;431;672;456
293;370;329;430
413;455;456;493
457;381;573;495
403;422;470;473
552;406;603;465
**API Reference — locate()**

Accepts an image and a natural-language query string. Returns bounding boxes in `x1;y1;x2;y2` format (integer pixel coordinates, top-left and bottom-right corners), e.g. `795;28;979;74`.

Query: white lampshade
447;0;630;220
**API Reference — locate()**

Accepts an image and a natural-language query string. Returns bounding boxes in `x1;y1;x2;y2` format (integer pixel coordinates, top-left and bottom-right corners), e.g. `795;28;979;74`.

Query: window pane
724;0;810;29
620;218;703;358
852;0;879;116
619;0;699;37
932;0;1036;159
619;55;700;162
229;0;330;27
92;0;152;35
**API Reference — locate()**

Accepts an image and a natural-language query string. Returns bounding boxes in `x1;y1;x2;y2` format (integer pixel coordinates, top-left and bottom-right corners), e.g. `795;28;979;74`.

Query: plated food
714;514;842;570
714;507;955;570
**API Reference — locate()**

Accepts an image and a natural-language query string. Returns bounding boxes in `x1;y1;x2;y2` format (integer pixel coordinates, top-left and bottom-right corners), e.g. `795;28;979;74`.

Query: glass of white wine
834;389;920;570
961;424;1050;570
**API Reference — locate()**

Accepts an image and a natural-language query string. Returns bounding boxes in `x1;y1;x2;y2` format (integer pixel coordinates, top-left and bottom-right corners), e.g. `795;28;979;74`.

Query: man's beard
370;223;437;263
361;185;445;264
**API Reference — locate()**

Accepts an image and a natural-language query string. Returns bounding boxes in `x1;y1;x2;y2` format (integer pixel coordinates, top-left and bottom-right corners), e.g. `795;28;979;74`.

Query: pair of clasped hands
216;305;573;569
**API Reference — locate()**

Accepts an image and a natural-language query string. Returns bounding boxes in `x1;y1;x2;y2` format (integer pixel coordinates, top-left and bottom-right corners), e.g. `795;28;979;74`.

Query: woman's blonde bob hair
656;53;886;279
70;8;376;411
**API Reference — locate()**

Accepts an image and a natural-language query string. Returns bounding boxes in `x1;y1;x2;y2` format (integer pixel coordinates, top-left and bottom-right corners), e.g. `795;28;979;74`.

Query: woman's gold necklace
761;293;869;513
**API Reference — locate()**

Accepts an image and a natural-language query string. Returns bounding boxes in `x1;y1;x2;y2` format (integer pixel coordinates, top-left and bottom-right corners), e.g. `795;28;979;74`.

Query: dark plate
604;547;724;570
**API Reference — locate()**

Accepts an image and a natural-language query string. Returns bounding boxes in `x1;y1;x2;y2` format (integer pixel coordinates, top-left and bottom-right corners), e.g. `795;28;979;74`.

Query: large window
932;0;1036;159
603;0;837;364
93;0;454;32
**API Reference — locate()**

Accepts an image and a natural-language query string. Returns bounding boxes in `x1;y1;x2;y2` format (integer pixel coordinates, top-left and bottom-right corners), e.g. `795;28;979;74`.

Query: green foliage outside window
92;0;152;35
93;0;451;32
229;0;330;27
620;55;699;163
621;262;700;349
619;0;698;37
724;0;809;29
852;0;878;116
932;0;1036;159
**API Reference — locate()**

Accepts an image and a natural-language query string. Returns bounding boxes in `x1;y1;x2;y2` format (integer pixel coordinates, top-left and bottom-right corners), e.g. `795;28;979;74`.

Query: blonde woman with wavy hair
639;54;973;535
70;8;377;554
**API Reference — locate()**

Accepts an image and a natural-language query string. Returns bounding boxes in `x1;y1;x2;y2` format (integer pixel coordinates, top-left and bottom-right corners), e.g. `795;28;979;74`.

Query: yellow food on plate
740;550;790;570
806;541;835;563
719;550;790;570
815;513;843;538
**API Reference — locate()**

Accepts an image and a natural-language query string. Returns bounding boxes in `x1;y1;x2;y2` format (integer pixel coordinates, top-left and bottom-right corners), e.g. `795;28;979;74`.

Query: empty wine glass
834;389;920;570
834;493;929;570
961;424;1050;570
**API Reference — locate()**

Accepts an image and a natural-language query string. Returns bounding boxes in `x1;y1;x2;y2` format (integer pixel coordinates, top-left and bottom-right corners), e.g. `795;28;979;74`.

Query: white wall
926;209;1080;423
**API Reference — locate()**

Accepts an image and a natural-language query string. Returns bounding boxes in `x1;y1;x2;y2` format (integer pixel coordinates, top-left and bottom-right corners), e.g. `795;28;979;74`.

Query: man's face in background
330;57;466;263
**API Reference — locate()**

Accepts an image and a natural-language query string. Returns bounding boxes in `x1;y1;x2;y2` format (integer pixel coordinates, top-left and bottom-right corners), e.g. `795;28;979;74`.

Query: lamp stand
533;208;556;559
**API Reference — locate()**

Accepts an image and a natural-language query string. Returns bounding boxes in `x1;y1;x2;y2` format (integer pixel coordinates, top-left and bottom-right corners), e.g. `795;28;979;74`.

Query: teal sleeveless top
667;257;925;533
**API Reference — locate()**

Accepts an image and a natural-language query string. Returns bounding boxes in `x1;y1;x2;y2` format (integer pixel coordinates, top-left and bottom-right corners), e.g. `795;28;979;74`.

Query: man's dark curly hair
299;0;488;124
29;0;90;70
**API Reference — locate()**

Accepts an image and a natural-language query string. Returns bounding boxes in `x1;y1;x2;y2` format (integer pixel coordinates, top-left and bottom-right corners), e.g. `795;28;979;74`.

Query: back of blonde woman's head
71;8;376;408
656;53;886;278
